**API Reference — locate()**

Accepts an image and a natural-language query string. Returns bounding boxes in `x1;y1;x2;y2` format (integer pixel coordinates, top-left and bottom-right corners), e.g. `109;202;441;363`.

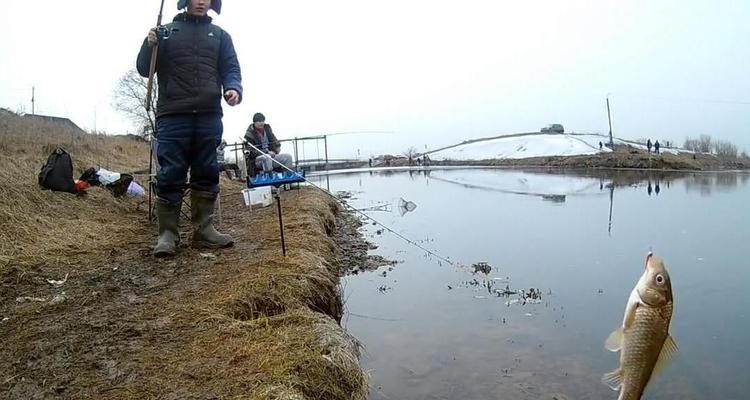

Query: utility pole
606;96;614;148
31;86;35;115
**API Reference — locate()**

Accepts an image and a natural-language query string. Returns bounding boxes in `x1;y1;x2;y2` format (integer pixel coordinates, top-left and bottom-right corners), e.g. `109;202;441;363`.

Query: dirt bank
413;146;749;170
1;184;367;399
1;112;368;399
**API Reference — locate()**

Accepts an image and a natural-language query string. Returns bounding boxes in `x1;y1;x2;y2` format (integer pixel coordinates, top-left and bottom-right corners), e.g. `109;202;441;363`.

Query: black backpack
38;147;76;193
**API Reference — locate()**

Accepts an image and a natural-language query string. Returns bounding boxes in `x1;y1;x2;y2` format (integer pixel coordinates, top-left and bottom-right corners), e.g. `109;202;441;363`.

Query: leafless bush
112;68;156;140
698;134;713;153
683;137;700;152
715;140;738;158
403;146;418;159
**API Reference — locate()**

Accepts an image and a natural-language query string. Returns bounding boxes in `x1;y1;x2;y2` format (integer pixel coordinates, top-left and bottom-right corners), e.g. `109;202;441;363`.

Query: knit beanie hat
177;0;221;14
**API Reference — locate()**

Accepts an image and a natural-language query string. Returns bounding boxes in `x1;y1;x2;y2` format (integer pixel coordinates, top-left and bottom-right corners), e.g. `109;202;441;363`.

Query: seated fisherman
243;112;293;176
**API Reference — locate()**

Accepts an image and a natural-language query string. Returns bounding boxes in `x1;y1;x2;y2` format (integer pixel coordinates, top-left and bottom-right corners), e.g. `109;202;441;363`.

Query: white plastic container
242;186;273;209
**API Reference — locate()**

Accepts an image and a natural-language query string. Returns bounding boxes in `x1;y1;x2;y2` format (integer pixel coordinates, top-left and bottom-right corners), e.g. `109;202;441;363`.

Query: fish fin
604;327;624;352
622;290;640;329
652;334;679;379
602;368;623;391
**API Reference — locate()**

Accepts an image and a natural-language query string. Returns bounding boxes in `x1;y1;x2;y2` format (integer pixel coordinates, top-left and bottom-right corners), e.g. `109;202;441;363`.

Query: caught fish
603;252;677;400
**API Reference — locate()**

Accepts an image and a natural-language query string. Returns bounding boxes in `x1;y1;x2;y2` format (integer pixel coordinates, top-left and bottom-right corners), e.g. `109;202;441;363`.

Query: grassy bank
0;112;367;399
0;111;149;268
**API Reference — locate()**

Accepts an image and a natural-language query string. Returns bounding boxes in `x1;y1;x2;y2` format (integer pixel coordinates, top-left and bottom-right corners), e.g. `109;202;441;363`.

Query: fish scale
618;303;673;400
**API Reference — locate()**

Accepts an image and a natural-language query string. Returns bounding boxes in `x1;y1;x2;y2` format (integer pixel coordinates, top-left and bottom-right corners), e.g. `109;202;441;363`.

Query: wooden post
293;137;299;169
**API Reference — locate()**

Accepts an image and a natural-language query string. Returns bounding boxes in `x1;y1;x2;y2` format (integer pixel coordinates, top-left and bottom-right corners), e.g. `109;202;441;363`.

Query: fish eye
655;274;665;285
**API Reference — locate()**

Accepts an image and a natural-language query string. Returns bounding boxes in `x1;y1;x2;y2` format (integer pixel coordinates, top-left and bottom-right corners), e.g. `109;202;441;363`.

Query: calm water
311;168;750;400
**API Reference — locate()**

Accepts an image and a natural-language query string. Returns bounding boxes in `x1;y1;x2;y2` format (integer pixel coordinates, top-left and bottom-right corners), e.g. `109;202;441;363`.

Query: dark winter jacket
136;13;242;117
244;124;281;160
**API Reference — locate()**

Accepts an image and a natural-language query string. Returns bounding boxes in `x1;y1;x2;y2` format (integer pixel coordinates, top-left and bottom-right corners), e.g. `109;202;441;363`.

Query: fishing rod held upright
145;0;166;111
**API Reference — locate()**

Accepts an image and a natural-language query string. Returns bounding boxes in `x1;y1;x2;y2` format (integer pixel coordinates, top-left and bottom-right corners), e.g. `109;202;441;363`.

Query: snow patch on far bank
431;133;687;161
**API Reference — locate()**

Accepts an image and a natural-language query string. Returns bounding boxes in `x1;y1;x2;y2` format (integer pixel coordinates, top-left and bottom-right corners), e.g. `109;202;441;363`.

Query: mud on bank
1;183;368;399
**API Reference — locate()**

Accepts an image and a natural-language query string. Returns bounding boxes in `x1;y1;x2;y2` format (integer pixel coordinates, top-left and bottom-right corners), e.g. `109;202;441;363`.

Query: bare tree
715;140;738;158
403;146;418;165
112;68;156;139
403;146;418;158
684;137;698;152
698;134;713;153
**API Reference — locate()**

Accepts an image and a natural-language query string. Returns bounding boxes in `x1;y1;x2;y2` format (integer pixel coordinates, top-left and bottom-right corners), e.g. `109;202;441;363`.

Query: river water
311;168;749;400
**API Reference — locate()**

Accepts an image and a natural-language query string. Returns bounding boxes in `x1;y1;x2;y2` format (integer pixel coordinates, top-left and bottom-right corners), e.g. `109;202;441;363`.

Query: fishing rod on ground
242;142;462;269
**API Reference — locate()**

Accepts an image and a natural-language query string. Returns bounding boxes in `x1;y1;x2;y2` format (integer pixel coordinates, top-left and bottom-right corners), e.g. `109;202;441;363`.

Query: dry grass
0;111;149;269
0;111;367;399
177;188;366;400
66;188;368;400
176;308;366;400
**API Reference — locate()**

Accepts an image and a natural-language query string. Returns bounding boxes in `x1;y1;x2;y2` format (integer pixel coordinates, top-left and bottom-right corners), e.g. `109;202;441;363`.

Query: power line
609;92;750;106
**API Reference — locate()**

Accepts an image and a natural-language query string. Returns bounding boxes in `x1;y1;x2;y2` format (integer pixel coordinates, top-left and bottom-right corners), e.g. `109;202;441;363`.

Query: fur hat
177;0;221;14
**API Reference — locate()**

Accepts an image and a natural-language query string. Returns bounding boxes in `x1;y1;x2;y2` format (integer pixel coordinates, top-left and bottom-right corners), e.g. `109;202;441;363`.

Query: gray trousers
255;153;293;172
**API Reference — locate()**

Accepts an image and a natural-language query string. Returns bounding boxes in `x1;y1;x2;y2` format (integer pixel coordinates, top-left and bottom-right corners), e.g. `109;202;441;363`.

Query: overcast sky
1;0;749;158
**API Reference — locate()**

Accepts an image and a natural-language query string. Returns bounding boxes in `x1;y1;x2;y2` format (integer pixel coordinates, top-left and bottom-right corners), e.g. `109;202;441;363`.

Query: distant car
541;124;564;134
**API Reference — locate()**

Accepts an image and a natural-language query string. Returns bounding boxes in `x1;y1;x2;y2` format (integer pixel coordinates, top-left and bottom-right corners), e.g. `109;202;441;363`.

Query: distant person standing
217;139;227;170
137;0;242;257
217;140;240;179
599;141;603;151
647;139;652;154
654;140;660;154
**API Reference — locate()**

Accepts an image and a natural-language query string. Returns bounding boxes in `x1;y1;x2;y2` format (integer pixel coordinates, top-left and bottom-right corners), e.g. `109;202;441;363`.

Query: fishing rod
243;142;460;268
325;130;394;137
145;0;165;222
144;0;166;111
288;130;394;140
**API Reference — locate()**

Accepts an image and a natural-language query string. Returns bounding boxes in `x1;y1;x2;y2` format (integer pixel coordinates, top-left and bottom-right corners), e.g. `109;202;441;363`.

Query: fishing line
609;92;750;106
243;141;460;267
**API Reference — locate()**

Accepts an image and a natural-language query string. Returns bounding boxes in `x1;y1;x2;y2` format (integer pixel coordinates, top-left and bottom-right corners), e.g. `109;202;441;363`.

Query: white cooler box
241;186;273;209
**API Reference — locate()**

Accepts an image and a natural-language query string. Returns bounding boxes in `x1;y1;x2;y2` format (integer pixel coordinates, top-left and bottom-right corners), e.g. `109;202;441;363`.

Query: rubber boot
191;190;234;249
153;199;181;258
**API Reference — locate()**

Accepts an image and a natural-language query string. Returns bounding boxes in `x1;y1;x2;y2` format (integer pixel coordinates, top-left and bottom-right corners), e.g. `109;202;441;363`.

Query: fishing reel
156;25;172;40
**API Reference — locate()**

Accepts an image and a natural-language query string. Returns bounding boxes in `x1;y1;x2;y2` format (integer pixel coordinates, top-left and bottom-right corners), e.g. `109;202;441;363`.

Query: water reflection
683;171;748;195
